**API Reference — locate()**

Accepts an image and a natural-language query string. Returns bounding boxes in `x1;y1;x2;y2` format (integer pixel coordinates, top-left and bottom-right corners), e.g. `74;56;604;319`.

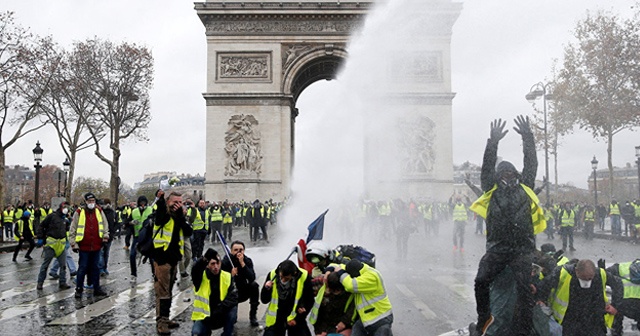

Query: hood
137;195;149;207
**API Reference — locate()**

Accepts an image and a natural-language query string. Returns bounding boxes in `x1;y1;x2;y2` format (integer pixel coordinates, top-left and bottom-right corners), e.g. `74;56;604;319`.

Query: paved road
0;222;638;335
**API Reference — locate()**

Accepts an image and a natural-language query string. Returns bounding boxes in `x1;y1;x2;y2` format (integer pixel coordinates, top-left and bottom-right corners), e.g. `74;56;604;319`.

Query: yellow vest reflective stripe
265;268;308;327
223;211;233;224
191;208;210;230
14;218;34;241
153;218;184;256
46;237;67;257
610;204;620;215
550;267;614;328
192;270;232;321
3;210;14;223
453;204;467;221
470;184;547;234
342;264;393;328
561;211;575;227
619;262;640;299
76;209;104;243
210;209;223;222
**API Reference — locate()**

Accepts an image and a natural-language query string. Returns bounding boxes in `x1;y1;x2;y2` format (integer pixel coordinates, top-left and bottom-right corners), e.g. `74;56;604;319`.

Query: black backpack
136;214;159;259
336;244;376;268
629;259;640;284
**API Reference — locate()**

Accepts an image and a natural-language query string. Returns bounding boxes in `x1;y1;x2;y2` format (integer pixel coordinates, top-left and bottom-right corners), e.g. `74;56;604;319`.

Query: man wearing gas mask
469;116;545;336
535;259;622;335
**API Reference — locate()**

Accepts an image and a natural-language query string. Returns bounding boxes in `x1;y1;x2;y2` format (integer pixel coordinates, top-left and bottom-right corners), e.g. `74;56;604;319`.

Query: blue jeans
51;245;78;274
352;314;394;336
191;306;237;336
611;215;621;235
99;240;112;273
130;236;138;277
77;250;101;291
38;246;68;285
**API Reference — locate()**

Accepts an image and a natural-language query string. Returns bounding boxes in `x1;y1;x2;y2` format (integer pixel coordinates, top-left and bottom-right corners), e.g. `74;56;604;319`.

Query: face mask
578;279;592;289
87;203;96;210
104;204;111;209
62;208;69;215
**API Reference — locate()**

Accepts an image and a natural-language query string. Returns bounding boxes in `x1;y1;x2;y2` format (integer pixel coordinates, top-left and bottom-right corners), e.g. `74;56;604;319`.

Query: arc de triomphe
195;0;461;202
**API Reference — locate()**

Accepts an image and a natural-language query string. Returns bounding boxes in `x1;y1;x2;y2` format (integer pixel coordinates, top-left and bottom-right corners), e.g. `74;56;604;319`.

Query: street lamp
526;82;554;206
63;158;70;199
591;156;598;210
32;141;43;208
635;146;640;198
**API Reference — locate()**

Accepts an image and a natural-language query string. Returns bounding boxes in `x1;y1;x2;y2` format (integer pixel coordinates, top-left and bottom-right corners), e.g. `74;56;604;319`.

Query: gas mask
499;171;519;189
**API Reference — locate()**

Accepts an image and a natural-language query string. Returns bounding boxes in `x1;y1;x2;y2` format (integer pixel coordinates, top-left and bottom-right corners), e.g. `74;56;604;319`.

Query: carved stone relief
224;115;263;176
391;52;442;82
281;44;314;73
397;115;436;175
217;53;271;82
205;19;362;35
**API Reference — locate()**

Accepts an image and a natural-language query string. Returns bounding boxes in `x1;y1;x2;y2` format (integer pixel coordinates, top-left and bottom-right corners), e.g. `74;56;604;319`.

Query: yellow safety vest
190;208;210;230
210;208;223;222
584;210;594;221
3;210;14;224
341;264;393;328
453;204;467;222
223;211;233;224
192;270;232;321
619;262;640;299
265;268;308;327
14;217;34;240
549;267;614;328
634;204;640;217
46;237;67;257
153;218;184;256
561;210;575;227
470;184;546;234
131;206;153;236
610;204;620;215
76;209;104;242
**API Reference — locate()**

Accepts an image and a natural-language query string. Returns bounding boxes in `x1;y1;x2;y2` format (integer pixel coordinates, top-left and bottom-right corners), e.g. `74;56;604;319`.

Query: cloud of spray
254;0;455;268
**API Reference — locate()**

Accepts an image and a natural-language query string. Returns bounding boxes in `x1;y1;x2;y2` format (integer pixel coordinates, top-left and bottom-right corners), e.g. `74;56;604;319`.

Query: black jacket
153;196;192;265
37;210;69;240
221;254;257;289
102;207;116;242
260;269;314;324
480;132;537;254
191;258;238;328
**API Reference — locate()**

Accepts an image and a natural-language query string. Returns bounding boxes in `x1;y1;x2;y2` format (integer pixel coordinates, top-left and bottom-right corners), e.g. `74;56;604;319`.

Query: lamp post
526;82;554;207
57;170;62;197
63;157;70;199
636;146;640;199
32;141;43;208
591;156;598;210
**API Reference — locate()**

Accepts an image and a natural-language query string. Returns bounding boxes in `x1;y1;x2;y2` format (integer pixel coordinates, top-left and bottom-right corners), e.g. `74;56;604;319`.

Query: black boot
157;298;172;335
249;302;259;327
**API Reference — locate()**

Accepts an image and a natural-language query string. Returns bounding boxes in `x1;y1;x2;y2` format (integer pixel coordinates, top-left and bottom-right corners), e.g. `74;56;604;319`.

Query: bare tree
554;10;640;200
0;12;51;210
75;38;153;204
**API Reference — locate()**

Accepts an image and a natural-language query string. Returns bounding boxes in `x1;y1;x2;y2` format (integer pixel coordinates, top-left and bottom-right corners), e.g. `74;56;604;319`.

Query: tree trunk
607;132;614;201
110;138;121;206
0;147;5;211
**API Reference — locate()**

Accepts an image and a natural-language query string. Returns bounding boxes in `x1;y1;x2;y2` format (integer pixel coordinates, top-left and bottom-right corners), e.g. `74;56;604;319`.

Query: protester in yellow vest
558;202;577;252
468;116;542;336
535;259;622;336
191;248;238;336
128;195;153;284
189;199;210;261
450;194;470;252
334;259;393;335
309;271;355;336
583;205;596;241
35;201;72;291
69;193;110;299
260;259;314;336
610;200;622;236
2;204;15;241
12;210;35;262
606;260;640;336
152;190;193;335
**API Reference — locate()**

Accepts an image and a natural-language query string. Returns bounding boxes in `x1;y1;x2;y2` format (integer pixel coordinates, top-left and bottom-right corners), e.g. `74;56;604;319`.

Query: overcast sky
3;0;639;190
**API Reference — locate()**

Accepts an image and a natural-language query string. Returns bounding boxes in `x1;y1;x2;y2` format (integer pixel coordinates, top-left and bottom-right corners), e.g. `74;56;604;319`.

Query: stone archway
195;1;461;201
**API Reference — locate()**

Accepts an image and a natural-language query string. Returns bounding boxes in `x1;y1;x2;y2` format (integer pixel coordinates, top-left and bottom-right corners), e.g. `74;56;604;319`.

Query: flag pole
216;230;234;268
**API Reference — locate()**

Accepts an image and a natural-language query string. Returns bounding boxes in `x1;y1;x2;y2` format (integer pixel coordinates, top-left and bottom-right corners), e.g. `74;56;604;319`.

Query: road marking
0;279;116;322
48;280;155;325
396;284;437;320
433;275;474;302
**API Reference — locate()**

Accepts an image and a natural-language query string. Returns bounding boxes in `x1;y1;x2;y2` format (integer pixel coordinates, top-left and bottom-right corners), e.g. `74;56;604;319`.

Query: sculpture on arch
224;114;263;176
398;115;436;175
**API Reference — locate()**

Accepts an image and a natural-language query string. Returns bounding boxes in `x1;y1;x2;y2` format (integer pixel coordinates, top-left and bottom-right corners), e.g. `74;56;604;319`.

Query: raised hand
490;119;508;143
513;115;533;136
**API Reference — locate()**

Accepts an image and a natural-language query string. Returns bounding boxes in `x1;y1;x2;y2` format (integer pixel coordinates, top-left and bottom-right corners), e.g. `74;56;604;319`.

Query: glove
36;239;44;248
598;258;606;269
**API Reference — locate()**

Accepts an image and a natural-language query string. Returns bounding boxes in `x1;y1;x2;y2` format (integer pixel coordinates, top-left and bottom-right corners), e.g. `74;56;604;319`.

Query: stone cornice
379;92;457;105
203;93;294;106
194;2;374;12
